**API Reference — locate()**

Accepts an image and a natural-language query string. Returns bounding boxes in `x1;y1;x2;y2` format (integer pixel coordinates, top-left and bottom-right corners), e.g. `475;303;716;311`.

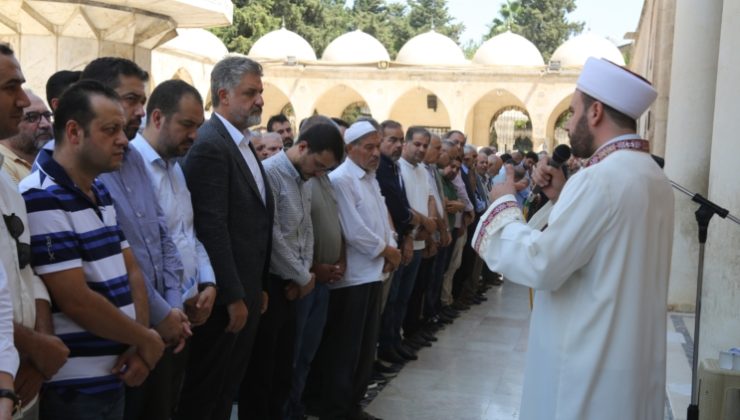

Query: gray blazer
183;114;274;308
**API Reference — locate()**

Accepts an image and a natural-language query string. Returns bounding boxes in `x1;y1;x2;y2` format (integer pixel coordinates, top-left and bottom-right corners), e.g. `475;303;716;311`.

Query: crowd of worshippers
0;42;570;420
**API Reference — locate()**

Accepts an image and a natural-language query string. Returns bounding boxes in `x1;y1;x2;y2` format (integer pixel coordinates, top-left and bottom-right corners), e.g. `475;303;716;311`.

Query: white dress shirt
131;135;216;300
399;157;433;250
214;112;266;204
329;158;395;289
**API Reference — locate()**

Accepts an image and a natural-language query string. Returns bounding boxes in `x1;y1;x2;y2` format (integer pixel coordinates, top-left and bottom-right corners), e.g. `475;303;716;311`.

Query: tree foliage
212;0;465;58
486;0;584;62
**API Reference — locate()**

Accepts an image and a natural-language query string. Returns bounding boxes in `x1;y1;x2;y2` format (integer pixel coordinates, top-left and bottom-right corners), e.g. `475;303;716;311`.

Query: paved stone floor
231;282;695;419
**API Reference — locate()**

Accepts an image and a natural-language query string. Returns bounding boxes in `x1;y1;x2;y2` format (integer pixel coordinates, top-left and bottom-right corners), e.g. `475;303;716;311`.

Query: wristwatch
0;388;20;414
198;282;217;292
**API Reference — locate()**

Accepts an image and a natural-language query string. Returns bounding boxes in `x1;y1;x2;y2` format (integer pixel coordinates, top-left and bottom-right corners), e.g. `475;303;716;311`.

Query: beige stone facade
631;0;740;365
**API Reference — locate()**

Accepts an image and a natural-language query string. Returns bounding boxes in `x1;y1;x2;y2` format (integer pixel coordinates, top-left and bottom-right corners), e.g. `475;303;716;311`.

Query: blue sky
447;0;645;45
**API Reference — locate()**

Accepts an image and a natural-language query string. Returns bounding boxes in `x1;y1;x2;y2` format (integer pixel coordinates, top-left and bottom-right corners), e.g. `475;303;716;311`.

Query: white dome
396;30;467;66
473;31;544;66
322;30;390;63
157;29;228;63
248;27;317;61
551;32;625;68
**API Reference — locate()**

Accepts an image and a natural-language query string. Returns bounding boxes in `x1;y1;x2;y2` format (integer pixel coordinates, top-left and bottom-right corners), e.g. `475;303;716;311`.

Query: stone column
697;0;740;362
663;0;723;310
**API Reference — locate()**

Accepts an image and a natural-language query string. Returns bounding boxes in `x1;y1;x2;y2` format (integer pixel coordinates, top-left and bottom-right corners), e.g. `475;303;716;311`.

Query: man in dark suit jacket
175;56;274;420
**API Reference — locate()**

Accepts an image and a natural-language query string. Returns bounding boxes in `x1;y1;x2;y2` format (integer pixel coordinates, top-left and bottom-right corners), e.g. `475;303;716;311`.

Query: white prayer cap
576;57;657;120
344;120;377;144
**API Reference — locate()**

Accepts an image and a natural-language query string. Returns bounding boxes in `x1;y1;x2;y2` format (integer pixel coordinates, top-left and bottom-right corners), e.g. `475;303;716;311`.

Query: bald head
487;154;502;177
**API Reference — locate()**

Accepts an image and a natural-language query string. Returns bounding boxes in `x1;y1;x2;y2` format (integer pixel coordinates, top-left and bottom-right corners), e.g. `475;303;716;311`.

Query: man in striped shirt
20;80;164;420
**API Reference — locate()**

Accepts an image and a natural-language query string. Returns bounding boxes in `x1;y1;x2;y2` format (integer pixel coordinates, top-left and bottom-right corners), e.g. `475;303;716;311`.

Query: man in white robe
472;57;674;420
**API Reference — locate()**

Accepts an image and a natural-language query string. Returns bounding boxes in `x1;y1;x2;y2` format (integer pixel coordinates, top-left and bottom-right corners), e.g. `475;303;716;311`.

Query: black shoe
378;348;406;364
405;336;431;348
418;330;438;342
395;344;418;361
374;361;401;374
403;337;423;351
452;301;470;311
370;372;390;384
442;306;460;317
437;313;455;324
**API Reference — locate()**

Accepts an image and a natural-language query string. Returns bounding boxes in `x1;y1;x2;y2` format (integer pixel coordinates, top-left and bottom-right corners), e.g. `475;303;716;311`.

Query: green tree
210;0;279;54
407;0;464;42
486;0;584;61
488;0;523;36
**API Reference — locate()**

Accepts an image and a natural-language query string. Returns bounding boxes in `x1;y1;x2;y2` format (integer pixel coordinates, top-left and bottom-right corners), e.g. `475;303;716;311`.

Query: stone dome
473;31;544;66
322;30;390;63
248;27;317;61
550;32;625;68
157;29;228;63
396;30;467;66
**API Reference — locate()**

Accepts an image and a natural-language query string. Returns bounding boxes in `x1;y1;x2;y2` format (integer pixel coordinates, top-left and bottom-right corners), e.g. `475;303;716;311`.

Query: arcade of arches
259;64;578;152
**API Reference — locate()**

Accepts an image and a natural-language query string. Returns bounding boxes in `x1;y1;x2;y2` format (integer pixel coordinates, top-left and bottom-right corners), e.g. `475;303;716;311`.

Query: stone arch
172;67;195;86
490;106;533;152
546;93;574;150
260;82;295;132
388;87;450;135
313;84;372;121
466;88;531;149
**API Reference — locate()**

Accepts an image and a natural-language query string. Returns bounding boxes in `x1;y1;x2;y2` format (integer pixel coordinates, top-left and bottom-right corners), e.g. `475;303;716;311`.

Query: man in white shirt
474;57;673;420
130;79;217;418
318;121;400;420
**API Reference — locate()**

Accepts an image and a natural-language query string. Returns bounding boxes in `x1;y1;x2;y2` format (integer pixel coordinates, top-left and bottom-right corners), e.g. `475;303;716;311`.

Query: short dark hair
380;120;401;132
331;117;349;129
45;70;81;109
500;153;513;164
54;80;120;142
581;92;636;131
267;114;289;131
296;116;345;162
0;42;13;56
405;126;431;142
525;151;539;163
81;57;149;89
146;79;203;123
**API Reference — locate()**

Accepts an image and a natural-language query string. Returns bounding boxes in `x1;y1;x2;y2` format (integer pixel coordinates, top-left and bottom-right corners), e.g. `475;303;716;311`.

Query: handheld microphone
531;144;571;196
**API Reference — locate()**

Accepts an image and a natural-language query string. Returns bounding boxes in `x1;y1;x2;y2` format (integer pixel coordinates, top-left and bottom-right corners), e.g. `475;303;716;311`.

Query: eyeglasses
3;214;31;269
22;111;53;124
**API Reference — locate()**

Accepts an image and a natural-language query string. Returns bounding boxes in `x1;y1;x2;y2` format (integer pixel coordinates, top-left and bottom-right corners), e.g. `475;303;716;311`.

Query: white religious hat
576;57;658;120
344;120;377;144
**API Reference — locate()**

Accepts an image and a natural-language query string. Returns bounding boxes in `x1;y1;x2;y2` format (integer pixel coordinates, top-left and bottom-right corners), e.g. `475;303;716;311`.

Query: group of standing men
0;41;490;420
1;36;676;420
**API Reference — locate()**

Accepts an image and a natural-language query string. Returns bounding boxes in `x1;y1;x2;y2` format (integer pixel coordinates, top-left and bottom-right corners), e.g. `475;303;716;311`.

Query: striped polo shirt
19;149;135;395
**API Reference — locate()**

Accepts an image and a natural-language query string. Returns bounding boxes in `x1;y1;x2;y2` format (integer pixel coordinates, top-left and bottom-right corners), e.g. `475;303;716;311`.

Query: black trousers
174;298;261;420
311;281;382;420
124;347;187;420
239;276;296;420
452;214;482;300
403;255;437;336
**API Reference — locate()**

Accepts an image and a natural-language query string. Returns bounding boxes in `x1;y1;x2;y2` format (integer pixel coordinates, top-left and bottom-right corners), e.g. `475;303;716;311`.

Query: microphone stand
670;180;740;420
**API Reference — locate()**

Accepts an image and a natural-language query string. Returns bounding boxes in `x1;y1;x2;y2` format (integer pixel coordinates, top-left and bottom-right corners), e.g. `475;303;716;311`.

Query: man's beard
125;120;141;140
569;114;595;158
246;113;261;128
